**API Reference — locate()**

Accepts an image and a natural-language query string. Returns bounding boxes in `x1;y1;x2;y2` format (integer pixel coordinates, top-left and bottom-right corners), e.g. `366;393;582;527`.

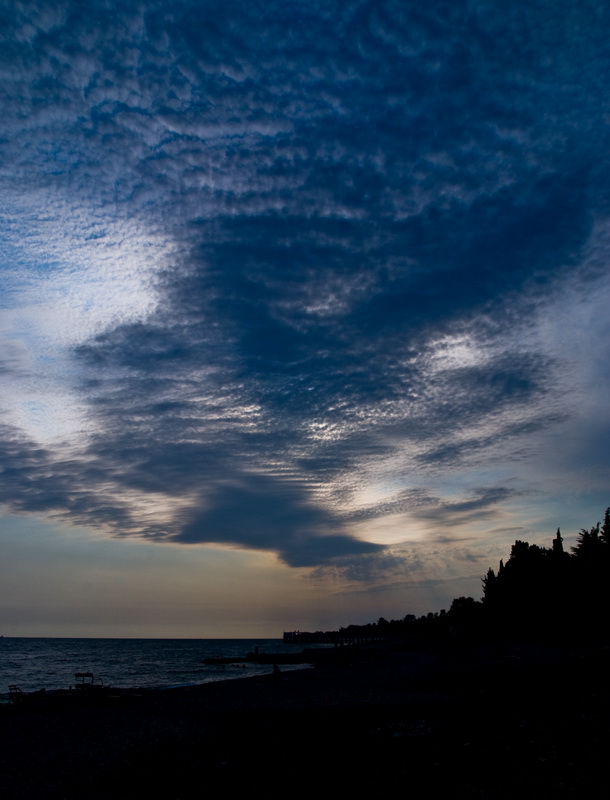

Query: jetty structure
283;628;385;645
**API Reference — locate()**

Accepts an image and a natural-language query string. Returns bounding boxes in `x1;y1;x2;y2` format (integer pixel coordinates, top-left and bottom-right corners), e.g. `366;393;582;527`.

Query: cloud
175;474;383;567
1;1;610;577
310;551;411;583
410;486;526;526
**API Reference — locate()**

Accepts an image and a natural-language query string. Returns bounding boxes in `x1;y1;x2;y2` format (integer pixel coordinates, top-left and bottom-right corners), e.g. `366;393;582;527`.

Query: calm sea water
0;637;318;698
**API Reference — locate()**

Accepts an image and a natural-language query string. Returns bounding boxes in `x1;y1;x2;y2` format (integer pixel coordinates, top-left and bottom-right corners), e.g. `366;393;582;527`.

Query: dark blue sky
1;1;609;636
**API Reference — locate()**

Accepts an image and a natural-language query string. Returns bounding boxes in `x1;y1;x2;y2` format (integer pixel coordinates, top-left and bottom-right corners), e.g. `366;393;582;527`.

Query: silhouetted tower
552;527;564;556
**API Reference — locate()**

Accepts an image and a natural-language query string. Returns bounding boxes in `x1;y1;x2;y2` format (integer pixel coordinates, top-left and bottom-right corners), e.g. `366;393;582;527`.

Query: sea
0;637;320;700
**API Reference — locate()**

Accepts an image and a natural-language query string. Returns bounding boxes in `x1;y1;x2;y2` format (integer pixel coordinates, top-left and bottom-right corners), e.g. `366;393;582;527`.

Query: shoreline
0;637;326;696
1;641;609;797
0;660;315;703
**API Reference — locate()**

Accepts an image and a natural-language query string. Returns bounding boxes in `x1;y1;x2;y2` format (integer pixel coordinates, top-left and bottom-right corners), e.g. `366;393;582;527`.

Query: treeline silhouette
288;507;610;646
479;506;610;642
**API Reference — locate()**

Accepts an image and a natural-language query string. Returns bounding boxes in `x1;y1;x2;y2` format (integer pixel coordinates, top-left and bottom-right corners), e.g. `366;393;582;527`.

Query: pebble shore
1;641;608;798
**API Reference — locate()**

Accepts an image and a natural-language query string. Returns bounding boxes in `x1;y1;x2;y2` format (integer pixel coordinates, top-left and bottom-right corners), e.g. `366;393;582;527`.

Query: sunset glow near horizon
1;1;609;638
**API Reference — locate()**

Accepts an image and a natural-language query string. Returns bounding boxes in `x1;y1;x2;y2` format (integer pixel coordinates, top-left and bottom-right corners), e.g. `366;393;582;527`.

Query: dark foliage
481;508;610;643
288;506;610;646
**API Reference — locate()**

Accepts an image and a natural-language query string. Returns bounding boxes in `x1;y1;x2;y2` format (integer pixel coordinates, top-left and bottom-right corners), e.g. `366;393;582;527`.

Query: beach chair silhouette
8;685;24;703
74;672;103;688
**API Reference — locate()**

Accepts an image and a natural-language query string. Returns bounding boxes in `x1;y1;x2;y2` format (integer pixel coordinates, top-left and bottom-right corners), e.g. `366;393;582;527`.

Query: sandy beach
1;641;608;798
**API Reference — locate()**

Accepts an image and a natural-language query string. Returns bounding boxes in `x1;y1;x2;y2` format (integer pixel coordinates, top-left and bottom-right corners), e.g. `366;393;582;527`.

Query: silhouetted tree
571;523;602;559
601;507;610;547
481;567;497;604
298;506;610;649
478;506;610;643
447;596;483;638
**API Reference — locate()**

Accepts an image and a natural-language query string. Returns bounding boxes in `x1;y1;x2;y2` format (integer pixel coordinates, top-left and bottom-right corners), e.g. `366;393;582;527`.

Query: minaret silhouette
552;527;564;555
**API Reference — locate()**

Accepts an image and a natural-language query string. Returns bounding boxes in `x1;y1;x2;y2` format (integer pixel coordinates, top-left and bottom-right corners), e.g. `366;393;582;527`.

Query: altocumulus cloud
1;1;610;574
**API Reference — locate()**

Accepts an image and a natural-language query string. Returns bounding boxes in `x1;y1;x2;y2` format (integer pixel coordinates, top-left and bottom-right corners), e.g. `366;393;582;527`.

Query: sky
1;0;609;638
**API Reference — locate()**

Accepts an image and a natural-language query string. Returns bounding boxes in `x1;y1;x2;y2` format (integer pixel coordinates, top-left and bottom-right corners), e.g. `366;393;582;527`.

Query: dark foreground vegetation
1;509;609;798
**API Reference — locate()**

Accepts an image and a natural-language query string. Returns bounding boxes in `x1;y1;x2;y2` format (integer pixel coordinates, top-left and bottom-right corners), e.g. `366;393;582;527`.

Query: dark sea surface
0;637;318;698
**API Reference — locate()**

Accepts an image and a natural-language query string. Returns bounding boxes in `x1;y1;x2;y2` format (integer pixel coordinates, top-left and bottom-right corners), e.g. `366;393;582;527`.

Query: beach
1;641;608;798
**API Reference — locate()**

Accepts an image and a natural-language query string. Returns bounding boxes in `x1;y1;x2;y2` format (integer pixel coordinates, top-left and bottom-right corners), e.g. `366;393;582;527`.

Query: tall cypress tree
601;507;610;547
